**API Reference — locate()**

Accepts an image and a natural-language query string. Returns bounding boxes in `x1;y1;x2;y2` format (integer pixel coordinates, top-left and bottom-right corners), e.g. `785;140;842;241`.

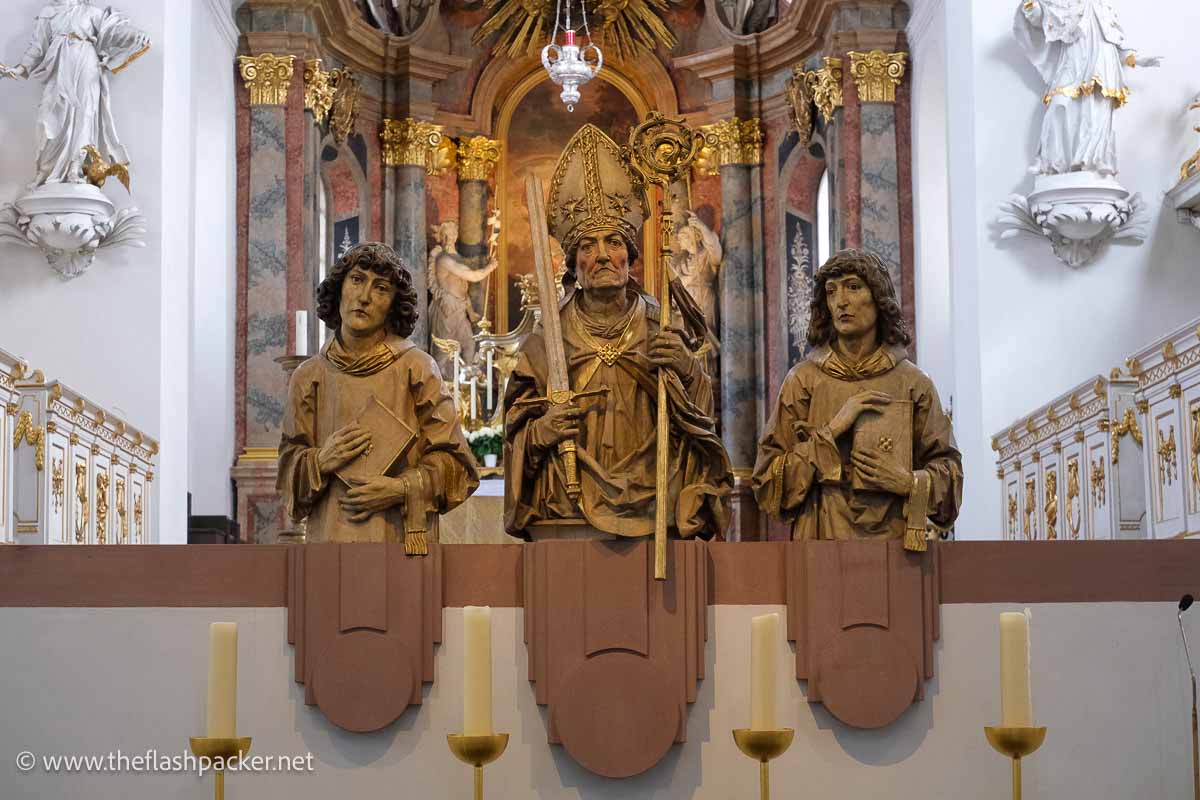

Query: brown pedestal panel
287;543;443;732
523;539;708;778
786;539;939;729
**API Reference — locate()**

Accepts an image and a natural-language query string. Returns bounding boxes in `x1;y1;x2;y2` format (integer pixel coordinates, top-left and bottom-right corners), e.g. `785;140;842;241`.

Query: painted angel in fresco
0;0;149;188
672;211;723;331
1014;0;1160;176
427;220;498;379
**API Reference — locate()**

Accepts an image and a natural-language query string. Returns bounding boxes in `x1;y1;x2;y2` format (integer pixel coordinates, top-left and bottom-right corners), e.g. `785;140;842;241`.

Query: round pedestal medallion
312;631;415;732
815;627;918;729
552;652;680;777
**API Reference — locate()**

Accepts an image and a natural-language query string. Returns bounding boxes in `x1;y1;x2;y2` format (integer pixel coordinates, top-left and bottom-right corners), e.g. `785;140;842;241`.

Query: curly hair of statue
316;242;420;338
807;249;911;348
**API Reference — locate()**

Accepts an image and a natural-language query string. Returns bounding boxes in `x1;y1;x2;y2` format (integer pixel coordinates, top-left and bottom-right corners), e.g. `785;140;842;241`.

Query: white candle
486;349;494;410
294;310;308;357
452;355;461;411
463;606;493;736
1000;610;1033;727
750;612;779;730
470;377;478;420
206;622;238;737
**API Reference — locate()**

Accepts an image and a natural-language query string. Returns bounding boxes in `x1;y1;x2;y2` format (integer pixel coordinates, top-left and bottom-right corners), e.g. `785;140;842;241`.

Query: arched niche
487;63;665;331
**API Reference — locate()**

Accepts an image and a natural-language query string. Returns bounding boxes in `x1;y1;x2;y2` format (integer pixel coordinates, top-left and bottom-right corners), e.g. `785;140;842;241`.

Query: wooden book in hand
334;395;417;487
851;398;912;491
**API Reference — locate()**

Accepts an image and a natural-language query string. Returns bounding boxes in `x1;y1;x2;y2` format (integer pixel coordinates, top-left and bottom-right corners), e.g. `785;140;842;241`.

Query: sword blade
524;175;571;396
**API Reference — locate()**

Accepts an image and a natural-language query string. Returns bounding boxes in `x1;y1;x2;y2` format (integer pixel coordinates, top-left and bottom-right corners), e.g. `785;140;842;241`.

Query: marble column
382;118;445;351
702;117;765;540
455;136;501;319
231;53;300;542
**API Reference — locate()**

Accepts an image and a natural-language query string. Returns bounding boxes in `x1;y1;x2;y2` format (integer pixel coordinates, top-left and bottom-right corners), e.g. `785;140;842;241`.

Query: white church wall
928;0;1200;538
188;0;239;519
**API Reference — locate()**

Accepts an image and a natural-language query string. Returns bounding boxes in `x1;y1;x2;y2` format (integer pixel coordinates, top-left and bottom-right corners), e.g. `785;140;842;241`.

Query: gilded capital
303;59;334;124
456;136;501;182
696;117;763;176
380;118;446;171
237;54;296;106
847;50;907;103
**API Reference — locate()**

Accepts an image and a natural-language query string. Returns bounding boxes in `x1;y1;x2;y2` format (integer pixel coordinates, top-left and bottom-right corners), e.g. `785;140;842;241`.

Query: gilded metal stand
732;728;794;800
189;736;252;800
984;726;1046;800
447;733;509;800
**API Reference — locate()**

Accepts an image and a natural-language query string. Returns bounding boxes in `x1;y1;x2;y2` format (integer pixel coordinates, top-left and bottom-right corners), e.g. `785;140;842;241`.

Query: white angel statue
671;211;723;330
427;220;498;378
1014;0;1160;176
0;0;150;188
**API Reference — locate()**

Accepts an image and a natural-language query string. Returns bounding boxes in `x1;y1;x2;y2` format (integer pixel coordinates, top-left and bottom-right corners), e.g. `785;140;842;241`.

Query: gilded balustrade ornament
52;458;64;513
695;118;762;177
303;59;335;125
1191;406;1200;510
1158;425;1178;487
134;494;143;543
1066;458;1082;538
12;410;45;471
1090;456;1106;507
381;118;446;171
1044;470;1058;539
1007;492;1018;535
95;471;109;545
74;463;88;544
237;54;296;107
456;136;501;182
329;67;359;143
847;50;907;103
116;478;128;543
1024;476;1037;539
1110;407;1142;465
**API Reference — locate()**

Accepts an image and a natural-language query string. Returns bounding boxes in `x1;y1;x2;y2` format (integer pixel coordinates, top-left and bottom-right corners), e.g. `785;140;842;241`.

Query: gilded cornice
381;118;446;170
847;50;907;103
696;117;763;175
237;54;296;106
456;136;501;182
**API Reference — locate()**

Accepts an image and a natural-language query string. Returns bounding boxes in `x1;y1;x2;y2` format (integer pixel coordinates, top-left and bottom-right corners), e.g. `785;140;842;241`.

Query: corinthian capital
695;117;763;176
237;54;296;106
456;136;501;182
380;118;446;171
847;50;907;103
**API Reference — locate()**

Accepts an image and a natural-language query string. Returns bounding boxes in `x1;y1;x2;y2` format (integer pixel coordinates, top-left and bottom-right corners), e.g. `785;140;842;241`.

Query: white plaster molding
205;0;241;52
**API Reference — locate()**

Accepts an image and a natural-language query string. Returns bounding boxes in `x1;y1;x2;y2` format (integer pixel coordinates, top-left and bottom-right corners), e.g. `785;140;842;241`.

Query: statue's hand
851;448;914;496
529;400;582;448
648;326;694;376
828;390;891;439
482;257;499;274
1137;55;1163;68
0;64;27;80
316;423;372;476
340;475;405;522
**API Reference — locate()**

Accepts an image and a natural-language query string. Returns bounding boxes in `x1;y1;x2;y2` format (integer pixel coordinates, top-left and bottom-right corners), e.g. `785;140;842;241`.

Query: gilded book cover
335;395;417;487
851;399;912;491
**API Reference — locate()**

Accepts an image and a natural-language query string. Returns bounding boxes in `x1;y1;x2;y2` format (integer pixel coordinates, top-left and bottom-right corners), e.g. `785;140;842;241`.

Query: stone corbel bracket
1167;169;1200;232
524;539;707;777
787;539;939;728
287;543;442;732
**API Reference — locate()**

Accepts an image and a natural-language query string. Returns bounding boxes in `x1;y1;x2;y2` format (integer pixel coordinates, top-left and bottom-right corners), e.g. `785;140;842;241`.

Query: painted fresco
500;78;641;330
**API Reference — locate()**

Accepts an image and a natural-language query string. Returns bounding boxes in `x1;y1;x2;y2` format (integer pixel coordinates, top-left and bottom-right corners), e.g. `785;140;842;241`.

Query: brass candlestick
732;728;795;800
447;733;509;800
189;736;252;800
984;726;1047;800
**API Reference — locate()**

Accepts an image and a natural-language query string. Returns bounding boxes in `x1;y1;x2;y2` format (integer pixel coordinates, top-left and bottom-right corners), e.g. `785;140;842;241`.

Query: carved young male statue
278;242;479;548
752;249;962;549
503;124;732;540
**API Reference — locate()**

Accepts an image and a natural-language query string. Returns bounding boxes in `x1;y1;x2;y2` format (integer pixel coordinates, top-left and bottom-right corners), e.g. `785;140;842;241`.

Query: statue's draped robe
428;248;478;379
20;3;144;185
752;344;962;541
278;335;479;543
1015;0;1130;175
504;288;732;539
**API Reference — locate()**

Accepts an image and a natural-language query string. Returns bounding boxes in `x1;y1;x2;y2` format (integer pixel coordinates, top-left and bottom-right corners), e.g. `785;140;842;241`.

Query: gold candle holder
984;726;1047;800
189;736;252;800
732;728;795;800
447;733;509;800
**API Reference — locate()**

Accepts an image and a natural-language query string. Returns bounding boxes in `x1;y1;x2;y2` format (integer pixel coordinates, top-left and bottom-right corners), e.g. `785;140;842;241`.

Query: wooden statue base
287;543;442;732
523;535;708;777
